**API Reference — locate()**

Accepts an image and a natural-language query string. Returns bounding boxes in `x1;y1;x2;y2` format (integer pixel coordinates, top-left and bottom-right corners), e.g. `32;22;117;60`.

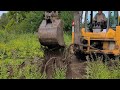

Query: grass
0;31;44;60
64;31;72;47
0;30;46;79
53;67;67;79
86;59;120;79
0;59;47;79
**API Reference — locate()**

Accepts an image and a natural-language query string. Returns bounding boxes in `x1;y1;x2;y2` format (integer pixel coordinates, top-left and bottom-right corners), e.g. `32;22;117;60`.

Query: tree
0;11;73;33
0;13;9;29
60;11;73;31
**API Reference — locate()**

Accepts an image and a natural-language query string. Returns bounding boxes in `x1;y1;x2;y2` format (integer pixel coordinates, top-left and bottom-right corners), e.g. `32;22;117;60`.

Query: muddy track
41;47;66;79
66;55;87;79
41;46;87;79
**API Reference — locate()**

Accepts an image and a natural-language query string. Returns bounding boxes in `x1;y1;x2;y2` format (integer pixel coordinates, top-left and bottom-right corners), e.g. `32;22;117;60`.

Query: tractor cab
82;11;119;33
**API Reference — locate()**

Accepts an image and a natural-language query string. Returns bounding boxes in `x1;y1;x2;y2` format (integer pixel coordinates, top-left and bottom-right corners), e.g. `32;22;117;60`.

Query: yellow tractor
38;11;120;60
71;11;120;60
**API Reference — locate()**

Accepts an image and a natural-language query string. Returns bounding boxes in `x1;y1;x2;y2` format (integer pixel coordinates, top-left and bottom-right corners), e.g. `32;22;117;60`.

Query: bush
15;11;44;33
60;11;73;31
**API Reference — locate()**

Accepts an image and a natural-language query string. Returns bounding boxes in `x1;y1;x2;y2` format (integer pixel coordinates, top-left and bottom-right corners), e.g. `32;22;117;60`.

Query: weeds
86;59;120;79
64;31;72;47
0;30;69;79
53;67;67;79
0;31;44;59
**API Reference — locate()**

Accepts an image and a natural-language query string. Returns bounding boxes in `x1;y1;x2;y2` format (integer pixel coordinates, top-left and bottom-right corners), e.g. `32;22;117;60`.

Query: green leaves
0;31;44;59
0;11;73;33
3;11;44;33
0;13;9;29
60;11;73;31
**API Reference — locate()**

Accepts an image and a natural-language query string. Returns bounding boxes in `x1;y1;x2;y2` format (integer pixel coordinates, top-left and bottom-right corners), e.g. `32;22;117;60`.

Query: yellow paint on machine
72;26;120;55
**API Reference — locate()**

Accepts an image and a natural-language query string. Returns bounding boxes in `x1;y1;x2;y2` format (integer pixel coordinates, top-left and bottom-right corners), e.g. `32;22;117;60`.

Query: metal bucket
38;19;65;48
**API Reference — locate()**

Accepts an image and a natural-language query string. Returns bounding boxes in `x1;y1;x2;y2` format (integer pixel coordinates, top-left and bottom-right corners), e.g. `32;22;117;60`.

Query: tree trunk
74;11;83;50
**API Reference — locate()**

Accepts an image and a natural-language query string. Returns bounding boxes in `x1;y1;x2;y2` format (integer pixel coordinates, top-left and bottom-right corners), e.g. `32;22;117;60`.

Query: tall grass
86;60;120;79
0;31;44;60
64;31;72;47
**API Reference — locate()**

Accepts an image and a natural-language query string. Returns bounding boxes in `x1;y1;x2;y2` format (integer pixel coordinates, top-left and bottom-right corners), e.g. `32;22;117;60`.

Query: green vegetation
0;30;67;79
53;67;67;79
0;11;120;79
86;60;120;79
60;11;73;31
0;11;72;79
0;30;45;79
0;31;44;60
0;59;46;79
0;11;73;33
64;31;72;47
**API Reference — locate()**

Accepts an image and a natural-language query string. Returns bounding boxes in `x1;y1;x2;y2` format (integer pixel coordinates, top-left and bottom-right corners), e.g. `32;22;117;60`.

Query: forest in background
0;11;73;33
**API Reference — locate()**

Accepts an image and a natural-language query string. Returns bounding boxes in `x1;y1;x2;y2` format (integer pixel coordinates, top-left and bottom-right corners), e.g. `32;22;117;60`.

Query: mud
40;45;88;79
66;54;87;79
65;44;87;79
41;47;66;79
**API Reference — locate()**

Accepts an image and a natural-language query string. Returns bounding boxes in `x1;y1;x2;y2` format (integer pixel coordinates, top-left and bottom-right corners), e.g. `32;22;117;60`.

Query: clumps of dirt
40;47;66;79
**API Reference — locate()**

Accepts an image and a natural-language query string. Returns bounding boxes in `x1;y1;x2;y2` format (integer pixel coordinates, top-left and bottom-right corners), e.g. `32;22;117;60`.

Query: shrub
60;11;73;31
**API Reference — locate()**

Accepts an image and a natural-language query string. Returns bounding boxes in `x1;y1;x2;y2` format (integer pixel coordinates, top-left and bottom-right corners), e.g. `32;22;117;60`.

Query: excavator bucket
38;19;65;48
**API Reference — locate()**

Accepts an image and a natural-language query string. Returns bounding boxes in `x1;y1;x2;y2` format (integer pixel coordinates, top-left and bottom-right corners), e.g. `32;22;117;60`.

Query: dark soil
41;47;66;79
66;54;87;79
41;45;87;79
